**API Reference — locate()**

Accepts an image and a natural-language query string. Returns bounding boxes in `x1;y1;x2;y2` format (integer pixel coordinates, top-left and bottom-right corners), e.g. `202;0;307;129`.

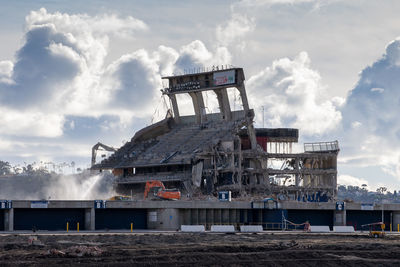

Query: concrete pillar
84;208;95;231
169;94;180;123
190;209;199;225
392;211;400;231
4;208;13;231
184;209;191;225
215;88;232;121
237;84;257;149
199;209;206;225
243;209;248;224
222;209;229;224
215;209;221;224
147;208;180;230
189;92;206;124
206;209;213;230
334;210;346;226
229;209;236;224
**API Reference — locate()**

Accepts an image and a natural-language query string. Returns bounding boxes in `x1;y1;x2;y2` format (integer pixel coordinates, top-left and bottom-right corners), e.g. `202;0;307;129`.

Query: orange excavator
143;180;181;200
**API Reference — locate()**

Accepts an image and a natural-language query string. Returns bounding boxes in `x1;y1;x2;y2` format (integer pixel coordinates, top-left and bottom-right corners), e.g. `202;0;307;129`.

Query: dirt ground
1;232;400;266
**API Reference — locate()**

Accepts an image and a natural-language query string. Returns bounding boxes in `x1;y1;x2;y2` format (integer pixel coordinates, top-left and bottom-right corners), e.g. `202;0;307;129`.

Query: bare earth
1;232;400;266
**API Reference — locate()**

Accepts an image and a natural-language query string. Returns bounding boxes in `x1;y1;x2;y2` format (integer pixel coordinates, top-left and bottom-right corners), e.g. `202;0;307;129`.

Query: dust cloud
0;172;115;200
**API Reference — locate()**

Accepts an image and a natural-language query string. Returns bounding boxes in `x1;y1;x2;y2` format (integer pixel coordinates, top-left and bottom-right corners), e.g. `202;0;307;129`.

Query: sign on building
218;191;232;202
94;200;104;209
213;70;235;86
0;200;11;209
336;201;345;211
30;201;48;208
361;203;374;210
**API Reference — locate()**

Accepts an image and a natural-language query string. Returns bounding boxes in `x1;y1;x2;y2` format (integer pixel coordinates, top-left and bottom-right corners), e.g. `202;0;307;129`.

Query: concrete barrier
240;225;263;233
211;225;235;233
310;225;331;232
333;226;355;233
180;225;205;232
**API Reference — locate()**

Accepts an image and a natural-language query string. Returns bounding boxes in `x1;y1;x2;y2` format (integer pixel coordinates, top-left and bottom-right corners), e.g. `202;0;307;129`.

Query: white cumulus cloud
247;51;342;136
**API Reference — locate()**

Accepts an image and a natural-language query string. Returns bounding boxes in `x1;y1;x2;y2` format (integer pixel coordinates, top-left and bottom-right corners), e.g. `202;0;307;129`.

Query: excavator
143;180;181;200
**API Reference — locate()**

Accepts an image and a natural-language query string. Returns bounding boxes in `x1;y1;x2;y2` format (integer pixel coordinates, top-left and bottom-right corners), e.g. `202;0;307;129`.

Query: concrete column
215;88;232;121
189;92;206;124
222;209;229;224
191;209;199;225
184;209;191;225
392;211;400;231
84;208;95;231
334;210;346;226
215;209;221;224
243;209;248;224
206;209;213;230
198;209;205;225
4;208;13;231
147;208;180;230
295;158;300;186
169;94;180;123
237;84;257;149
229;209;236;224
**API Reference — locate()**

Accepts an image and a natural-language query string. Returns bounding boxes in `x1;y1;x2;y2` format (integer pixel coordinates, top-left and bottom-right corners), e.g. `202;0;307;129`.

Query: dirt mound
0;232;399;266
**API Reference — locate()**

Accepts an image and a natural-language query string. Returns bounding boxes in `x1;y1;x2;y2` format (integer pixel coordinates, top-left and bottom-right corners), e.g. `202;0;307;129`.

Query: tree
0;160;12;175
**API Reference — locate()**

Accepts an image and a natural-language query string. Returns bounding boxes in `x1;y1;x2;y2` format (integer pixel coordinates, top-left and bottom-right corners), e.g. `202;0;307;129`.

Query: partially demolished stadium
92;67;339;202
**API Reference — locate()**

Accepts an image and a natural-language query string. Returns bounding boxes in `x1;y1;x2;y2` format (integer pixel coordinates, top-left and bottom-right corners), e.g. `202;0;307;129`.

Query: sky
1;0;400;191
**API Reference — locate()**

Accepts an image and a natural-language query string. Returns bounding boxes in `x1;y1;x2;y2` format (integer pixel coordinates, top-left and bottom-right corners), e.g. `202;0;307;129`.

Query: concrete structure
310;225;331;232
240;225;263;232
211;225;235;232
2;200;400;232
333;226;355;233
181;225;205;232
92;67;339;201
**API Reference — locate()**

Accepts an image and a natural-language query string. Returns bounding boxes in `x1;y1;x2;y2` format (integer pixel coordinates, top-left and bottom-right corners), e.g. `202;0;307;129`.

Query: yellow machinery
362;222;385;238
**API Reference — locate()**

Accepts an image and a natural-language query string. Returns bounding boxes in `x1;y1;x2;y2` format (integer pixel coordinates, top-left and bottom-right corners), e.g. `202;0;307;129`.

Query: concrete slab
211;225;235;233
333;226;355;233
310;225;330;232
240;225;263;233
180;225;205;232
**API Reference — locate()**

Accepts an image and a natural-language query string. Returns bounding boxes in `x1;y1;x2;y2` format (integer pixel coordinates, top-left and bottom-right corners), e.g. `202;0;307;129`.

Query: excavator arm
91;142;117;167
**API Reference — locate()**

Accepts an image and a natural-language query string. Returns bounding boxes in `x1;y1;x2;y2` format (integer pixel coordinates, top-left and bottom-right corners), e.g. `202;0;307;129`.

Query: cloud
0;107;64;137
247;51;342;136
174;40;232;74
0;8;238;167
104;49;161;113
337;174;368;187
0;61;14;84
216;13;255;48
340;38;400;169
332;37;400;190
